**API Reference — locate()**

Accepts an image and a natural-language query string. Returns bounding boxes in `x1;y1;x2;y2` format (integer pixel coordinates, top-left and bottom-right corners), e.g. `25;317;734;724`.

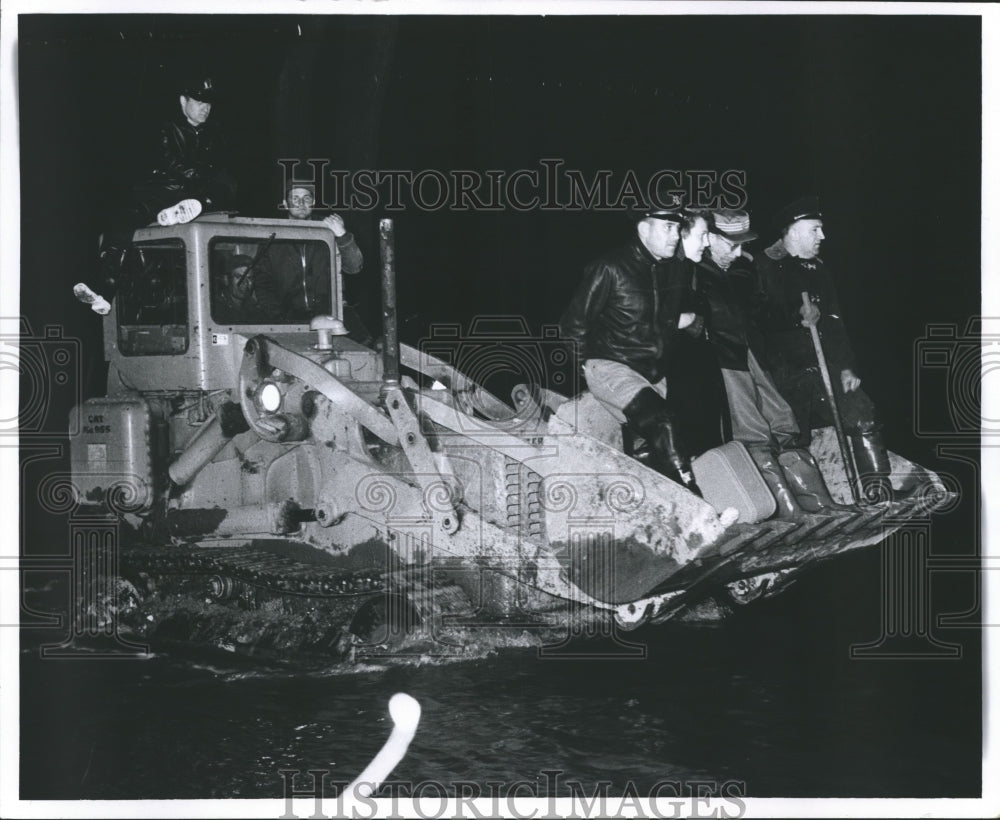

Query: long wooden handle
801;292;862;503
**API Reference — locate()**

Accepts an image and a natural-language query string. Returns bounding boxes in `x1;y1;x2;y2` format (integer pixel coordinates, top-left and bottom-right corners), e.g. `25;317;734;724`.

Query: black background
15;11;985;801
18;15;981;460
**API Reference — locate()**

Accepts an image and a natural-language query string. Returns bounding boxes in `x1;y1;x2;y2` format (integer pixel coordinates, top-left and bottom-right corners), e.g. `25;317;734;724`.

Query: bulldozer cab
103;215;343;394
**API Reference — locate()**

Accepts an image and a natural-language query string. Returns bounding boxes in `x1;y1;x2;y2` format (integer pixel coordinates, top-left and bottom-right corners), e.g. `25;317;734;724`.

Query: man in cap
213;254;266;324
559;192;702;495
757;196;894;502
251;181;370;339
696;208;844;516
97;76;237;287
147;75;237;221
282;182;364;275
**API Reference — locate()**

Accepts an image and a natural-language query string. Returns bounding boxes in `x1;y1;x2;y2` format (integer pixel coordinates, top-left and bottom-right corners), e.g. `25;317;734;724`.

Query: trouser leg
667;334;726;456
582;359;665;423
583;358;662;459
746;351;801;450
769;365;816;449
721;367;773;447
583;358;703;495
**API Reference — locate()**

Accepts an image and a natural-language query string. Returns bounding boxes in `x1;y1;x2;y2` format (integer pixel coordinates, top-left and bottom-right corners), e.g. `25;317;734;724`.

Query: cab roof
133;212;336;240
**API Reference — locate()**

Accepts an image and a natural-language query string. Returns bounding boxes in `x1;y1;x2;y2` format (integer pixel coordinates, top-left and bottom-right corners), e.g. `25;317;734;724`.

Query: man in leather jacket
757;196;896;502
99;76;237;289
559;197;703;495
143;76;237;215
697;209;845;516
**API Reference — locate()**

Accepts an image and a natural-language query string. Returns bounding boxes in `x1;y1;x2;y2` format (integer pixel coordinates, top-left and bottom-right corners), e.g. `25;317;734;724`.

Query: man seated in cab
213;254;267;324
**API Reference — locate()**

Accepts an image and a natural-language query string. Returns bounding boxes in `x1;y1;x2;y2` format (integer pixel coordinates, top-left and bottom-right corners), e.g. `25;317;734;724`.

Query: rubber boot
848;428;897;504
622;388;702;496
746;445;804;519
621;426;653;468
777;448;851;513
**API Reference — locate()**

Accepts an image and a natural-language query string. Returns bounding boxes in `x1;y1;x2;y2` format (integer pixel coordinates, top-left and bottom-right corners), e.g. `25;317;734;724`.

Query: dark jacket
694;255;768;372
560;238;686;383
756;240;856;374
256;241;333;320
148;116;236;206
253;229;363;321
333;232;364;276
213;289;267;325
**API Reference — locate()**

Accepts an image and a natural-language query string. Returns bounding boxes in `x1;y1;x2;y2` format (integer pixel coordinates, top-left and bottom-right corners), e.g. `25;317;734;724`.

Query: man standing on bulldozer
757;196;900;503
559;191;703;496
696;208;846;517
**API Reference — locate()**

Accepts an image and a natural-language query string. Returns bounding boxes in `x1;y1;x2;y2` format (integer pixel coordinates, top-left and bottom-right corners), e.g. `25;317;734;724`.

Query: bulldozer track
121;543;387;598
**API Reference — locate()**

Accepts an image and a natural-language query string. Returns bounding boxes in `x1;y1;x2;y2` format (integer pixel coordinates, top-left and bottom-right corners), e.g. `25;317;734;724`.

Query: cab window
117;239;188;356
209;236;333;325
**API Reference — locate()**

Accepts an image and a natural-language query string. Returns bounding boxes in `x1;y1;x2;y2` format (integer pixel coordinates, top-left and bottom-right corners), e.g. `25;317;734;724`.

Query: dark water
20;545;982;802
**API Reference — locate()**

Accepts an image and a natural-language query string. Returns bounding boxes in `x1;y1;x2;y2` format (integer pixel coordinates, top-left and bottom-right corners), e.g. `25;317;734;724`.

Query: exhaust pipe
168;414;228;486
380;218;400;388
168;403;250;486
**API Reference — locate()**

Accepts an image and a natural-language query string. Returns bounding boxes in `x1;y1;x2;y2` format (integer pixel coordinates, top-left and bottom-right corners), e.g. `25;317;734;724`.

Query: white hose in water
346;692;421;800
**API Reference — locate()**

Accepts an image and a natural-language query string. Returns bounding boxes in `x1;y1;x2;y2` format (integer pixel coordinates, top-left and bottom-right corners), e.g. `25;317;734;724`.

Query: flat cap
710;209;758;244
772;195;822;234
628;187;686;224
181;76;216;103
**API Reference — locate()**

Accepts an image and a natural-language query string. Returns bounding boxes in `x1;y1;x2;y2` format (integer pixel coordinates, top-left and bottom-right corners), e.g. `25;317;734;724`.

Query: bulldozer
65;213;955;662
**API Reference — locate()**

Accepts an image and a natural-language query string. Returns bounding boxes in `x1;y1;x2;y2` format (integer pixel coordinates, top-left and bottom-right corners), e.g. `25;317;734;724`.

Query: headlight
255;381;283;414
